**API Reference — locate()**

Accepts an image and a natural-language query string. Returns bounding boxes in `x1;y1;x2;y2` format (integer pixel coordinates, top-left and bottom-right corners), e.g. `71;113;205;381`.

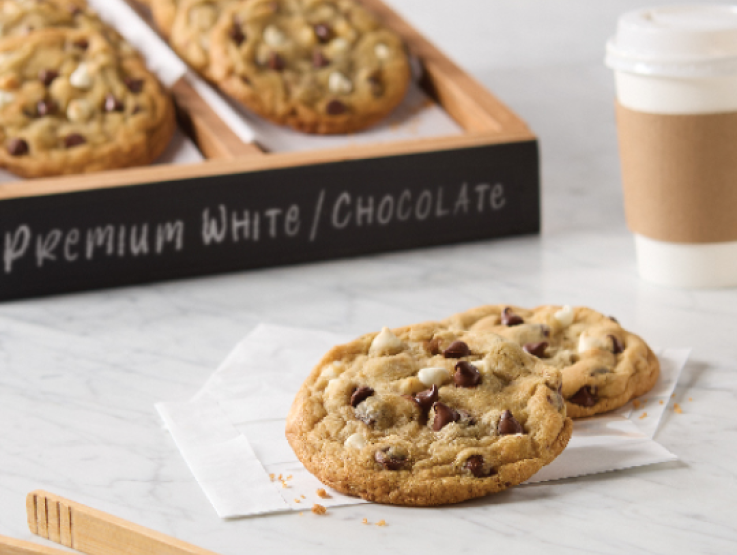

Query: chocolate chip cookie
209;0;411;134
0;0;138;57
0;28;176;177
443;305;661;418
286;322;572;506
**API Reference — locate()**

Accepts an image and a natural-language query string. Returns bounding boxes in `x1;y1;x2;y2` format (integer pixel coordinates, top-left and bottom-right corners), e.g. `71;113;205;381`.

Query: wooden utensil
26;491;220;555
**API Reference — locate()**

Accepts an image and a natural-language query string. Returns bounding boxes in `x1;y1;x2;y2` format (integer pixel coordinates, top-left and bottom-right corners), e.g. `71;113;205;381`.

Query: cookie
286;322;572;506
0;0;138;57
443;305;660;418
0;28;176;178
209;0;411;134
149;0;179;37
169;0;235;78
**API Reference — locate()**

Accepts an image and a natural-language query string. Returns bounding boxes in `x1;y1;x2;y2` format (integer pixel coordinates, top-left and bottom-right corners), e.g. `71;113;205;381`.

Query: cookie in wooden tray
0;28;176;177
443;305;660;418
0;0;138;57
209;0;411;134
286;322;572;506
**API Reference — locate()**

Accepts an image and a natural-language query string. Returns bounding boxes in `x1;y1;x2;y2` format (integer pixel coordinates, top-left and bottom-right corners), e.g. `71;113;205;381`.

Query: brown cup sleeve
616;102;737;244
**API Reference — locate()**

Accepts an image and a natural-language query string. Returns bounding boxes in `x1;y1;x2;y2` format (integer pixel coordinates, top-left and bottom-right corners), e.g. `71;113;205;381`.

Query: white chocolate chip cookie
286;321;572;506
0;28;175;177
209;0;411;134
443;305;661;418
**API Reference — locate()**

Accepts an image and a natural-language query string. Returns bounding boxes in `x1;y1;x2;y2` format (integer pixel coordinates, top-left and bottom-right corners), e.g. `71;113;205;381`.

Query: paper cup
607;5;737;288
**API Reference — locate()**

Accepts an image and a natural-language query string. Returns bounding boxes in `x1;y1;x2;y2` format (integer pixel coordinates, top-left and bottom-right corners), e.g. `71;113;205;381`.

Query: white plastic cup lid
606;5;737;77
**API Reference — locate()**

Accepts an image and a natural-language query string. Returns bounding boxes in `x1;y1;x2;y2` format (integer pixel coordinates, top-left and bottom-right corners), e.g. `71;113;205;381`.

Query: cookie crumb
287;475;293;480
301;495;306;499
311;504;327;515
689;397;693;402
671;394;676;399
269;473;275;481
639;412;647;419
633;400;641;409
376;519;387;527
294;499;301;503
362;518;369;525
316;488;331;499
674;403;683;414
278;474;283;481
659;400;664;405
281;482;288;488
299;512;304;516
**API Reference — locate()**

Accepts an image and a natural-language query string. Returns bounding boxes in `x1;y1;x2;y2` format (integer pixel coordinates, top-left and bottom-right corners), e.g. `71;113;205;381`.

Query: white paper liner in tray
157;324;688;519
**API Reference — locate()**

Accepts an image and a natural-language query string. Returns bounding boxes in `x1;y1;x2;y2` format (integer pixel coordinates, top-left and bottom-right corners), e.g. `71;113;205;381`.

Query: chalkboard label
0;140;539;301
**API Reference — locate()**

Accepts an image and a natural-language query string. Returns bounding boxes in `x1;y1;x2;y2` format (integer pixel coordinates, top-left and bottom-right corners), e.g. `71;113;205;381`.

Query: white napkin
157;324;687;518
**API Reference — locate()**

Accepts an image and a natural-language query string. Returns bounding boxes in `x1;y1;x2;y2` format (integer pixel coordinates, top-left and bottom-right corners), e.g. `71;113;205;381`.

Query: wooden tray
0;0;539;301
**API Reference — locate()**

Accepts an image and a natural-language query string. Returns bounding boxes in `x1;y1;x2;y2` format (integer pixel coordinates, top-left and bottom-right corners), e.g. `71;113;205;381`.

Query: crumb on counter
287;475;293;480
639;412;647;419
689;398;693;402
316;488;331;499
269;474;275;481
278;474;283;481
674;403;683;414
633;400;641;409
312;504;327;515
659;400;664;405
294;498;301;503
671;394;676;399
362;518;369;525
301;495;306;499
299;512;304;516
376;519;387;527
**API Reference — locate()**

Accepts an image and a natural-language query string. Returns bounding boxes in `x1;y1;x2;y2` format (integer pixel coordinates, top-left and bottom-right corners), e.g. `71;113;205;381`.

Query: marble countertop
1;1;736;553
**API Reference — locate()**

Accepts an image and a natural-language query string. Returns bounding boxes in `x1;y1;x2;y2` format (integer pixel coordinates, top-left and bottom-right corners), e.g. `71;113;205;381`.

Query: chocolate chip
501;307;524;326
541;325;551;338
312;49;330;68
132;105;143;115
454;361;481;388
432;402;460;431
39;69;59;86
413;385;438;412
569;386;598;407
424;337;441;355
498;410;523;435
523;342;548;358
124;78;144;94
36;99;57;117
350;386;374;408
63;133;86;148
464;455;495;478
229;23;245;45
326;99;346;115
268;52;285;71
443;341;470;359
367;73;384;97
104;94;124;112
609;335;624;354
374;449;406;471
7;138;28;156
313;23;333;43
73;38;89;50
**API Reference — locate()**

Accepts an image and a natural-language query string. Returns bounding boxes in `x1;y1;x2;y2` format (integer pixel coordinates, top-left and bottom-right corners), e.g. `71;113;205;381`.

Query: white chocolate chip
330;37;349;52
578;332;606;353
328;71;353;94
344;433;367;450
69;63;92;89
374;43;390;60
66;98;92;123
263;25;287;47
417;367;450;387
554;305;574;327
0;90;14;108
369;327;404;356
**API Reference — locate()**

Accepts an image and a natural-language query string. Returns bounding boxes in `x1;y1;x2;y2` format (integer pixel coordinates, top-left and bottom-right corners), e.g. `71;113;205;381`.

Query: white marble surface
1;1;737;553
